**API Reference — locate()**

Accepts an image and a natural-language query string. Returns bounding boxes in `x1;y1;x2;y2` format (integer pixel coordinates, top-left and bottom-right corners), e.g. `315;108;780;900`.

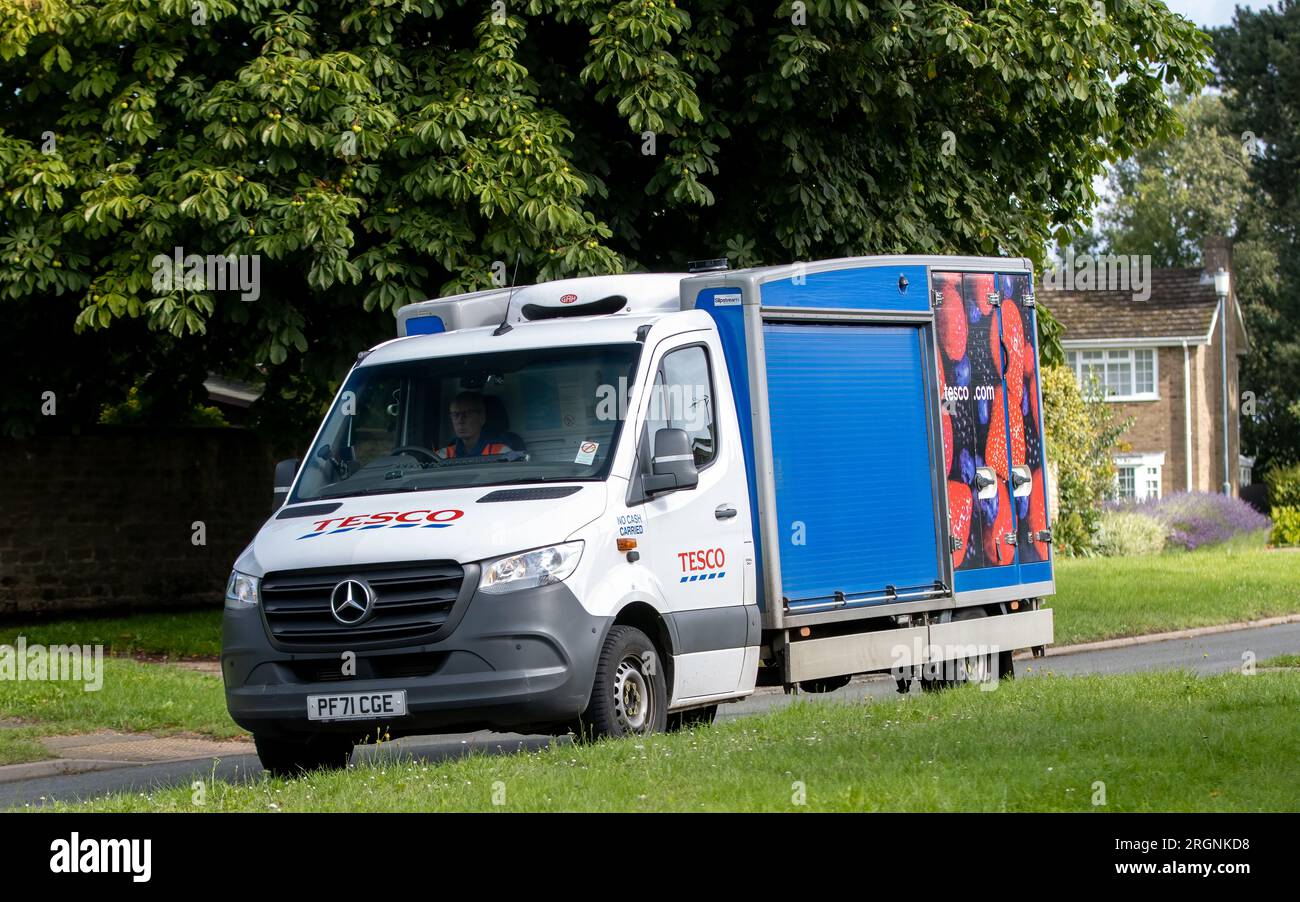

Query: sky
1163;0;1260;28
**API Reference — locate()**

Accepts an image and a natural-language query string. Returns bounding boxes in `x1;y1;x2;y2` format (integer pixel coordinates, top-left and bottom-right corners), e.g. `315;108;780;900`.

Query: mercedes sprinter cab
223;257;1056;776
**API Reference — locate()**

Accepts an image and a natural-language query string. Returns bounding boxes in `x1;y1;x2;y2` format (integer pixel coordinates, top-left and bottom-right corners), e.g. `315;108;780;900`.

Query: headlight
225;571;261;609
479;542;584;595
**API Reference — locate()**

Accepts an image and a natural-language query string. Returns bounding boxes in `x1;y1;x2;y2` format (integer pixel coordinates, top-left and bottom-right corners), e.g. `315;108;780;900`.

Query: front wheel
576;626;668;741
254;733;355;779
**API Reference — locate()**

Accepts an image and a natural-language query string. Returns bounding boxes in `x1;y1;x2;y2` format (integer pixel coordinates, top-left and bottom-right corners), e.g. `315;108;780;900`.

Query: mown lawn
1050;546;1300;646
0;608;221;659
0;658;243;764
47;670;1300;813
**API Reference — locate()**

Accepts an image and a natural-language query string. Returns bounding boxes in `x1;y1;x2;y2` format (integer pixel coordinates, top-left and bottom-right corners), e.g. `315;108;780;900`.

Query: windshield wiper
313;483;424;501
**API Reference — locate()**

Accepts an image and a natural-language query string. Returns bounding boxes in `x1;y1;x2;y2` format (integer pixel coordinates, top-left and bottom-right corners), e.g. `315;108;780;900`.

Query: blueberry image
955;355;971;387
1021;386;1030;415
1017;493;1030;520
968;302;982;325
978;398;990;425
960;448;974;483
981;491;998;524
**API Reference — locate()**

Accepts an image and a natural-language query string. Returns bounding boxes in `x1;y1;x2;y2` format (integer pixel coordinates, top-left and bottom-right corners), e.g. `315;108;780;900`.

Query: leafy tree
1092;90;1289;470
0;0;1211;439
1215;0;1300;472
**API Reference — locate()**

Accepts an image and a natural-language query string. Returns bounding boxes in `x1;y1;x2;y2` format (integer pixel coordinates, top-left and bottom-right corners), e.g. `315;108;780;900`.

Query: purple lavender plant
1107;492;1271;550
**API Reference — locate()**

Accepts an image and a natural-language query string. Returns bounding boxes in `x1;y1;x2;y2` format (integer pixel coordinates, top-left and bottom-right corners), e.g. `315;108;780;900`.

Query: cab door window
648;345;717;468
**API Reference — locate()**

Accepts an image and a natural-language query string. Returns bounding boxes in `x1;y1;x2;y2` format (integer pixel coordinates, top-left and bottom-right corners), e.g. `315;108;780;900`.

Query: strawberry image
968;273;995;315
947;480;972;569
1021;305;1036;382
984;386;1008;481
982;482;1014;566
1028;467;1049;560
1008;400;1026;468
937;275;967;362
992;299;1025;405
942;408;953;476
1027;375;1040;432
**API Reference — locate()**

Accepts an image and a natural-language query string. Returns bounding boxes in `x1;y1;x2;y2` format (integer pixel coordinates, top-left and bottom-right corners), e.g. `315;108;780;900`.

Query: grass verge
1050;546;1300;646
0;609;221;659
0;658;243;765
48;670;1300;813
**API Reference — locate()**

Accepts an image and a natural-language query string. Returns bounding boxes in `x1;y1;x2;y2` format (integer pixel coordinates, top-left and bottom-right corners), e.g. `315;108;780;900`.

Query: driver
436;391;513;459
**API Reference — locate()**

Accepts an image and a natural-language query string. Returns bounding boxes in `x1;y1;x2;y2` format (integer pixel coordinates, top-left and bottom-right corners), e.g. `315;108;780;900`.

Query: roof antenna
493;253;522;336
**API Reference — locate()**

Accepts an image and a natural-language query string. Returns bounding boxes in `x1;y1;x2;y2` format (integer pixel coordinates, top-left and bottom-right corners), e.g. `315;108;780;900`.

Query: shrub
1040;363;1131;555
1271;507;1300;546
1095;509;1169;556
1264;463;1300;508
1111;492;1271;551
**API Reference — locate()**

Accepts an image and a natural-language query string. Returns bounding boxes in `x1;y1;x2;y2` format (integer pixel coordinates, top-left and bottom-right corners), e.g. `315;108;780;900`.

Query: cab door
632;335;753;701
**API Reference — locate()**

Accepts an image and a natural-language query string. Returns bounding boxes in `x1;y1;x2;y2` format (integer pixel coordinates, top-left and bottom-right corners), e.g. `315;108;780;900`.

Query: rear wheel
919;608;996;690
667;704;718;732
575;625;668;741
798;674;853;694
950;607;995;685
254;732;355;779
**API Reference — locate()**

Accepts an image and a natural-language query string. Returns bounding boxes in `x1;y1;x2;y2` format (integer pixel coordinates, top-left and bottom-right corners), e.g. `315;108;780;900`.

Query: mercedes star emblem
329;579;374;626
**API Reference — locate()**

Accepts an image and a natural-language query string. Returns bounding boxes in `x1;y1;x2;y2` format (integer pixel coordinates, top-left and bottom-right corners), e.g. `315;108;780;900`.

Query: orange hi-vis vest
439;441;510;459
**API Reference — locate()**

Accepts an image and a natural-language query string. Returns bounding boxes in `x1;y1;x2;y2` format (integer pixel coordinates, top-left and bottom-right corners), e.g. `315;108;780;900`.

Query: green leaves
0;0;1212;439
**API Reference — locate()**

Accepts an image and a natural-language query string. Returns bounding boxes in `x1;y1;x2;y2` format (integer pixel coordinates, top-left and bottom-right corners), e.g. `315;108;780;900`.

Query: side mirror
273;458;300;511
643;427;699;495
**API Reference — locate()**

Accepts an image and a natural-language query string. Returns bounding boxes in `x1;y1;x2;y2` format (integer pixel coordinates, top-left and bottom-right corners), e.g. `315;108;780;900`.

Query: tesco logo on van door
678;548;727;583
298;509;464;540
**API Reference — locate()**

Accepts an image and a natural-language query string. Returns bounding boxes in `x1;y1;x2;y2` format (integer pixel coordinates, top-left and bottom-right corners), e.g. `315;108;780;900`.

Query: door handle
1010;465;1032;498
715;505;738;520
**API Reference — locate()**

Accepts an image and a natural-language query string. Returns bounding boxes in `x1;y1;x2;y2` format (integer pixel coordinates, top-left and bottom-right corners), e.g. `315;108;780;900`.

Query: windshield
290;343;641;503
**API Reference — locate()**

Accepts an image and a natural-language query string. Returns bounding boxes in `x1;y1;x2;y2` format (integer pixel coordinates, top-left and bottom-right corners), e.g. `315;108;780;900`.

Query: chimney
1202;236;1234;291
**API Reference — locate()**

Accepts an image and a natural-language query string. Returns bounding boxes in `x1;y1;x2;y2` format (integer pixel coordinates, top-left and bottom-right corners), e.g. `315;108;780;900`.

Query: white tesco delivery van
223;257;1055;775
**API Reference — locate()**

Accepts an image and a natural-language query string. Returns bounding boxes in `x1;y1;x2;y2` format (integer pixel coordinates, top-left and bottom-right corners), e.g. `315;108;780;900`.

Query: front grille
261;561;464;648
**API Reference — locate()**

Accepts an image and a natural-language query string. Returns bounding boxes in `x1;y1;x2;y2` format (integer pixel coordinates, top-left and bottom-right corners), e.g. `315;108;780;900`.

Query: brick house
1039;237;1250;500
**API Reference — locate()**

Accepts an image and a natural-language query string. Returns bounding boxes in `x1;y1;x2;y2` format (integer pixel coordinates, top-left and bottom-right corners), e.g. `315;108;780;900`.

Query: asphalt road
3;621;1297;809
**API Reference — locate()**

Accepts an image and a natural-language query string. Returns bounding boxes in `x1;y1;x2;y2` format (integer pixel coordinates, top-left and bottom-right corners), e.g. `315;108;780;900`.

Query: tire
949;607;995;685
254;732;355;778
667;704;718;732
798;674;853;694
998;648;1016;680
919;608;996;690
576;625;668;741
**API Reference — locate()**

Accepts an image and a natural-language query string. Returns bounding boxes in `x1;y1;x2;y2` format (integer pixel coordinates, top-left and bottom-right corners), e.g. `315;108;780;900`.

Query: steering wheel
390;445;440;465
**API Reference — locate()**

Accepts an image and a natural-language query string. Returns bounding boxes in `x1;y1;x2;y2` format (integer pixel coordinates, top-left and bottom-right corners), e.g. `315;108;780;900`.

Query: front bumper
222;579;609;737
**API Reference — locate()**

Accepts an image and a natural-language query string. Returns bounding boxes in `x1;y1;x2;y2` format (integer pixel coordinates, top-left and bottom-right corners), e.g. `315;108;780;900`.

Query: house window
1066;348;1158;400
1116;467;1136;499
1114;453;1164;501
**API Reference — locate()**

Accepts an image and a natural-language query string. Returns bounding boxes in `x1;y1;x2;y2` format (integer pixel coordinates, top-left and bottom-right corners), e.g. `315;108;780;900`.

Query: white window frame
1114;452;1165;501
1065;347;1159;401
